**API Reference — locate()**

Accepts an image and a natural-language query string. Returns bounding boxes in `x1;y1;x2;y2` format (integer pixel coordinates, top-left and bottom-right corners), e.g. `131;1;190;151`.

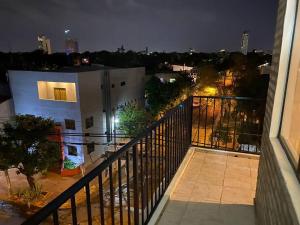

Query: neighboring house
171;64;193;72
255;0;300;224
0;98;14;127
155;73;179;83
8;65;145;169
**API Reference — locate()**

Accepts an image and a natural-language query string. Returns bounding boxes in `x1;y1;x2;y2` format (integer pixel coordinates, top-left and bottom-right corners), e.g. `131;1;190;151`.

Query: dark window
101;84;103;89
65;119;75;130
86;116;94;129
112;84;115;88
120;81;126;86
87;143;95;154
68;145;77;156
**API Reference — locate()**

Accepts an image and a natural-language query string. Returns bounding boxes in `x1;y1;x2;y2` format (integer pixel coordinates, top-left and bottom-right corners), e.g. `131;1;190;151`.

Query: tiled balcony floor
157;149;259;225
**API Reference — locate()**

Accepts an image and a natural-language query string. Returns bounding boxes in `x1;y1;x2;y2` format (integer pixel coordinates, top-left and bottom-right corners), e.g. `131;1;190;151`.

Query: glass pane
281;4;300;166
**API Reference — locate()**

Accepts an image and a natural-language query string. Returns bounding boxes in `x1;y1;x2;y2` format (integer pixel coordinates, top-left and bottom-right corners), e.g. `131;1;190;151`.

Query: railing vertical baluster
118;158;123;225
52;210;59;225
150;130;153;210
98;174;105;225
154;126;157;203
225;99;231;150
171;114;174;176
71;196;77;225
139;139;144;224
204;97;209;147
218;98;224;149
232;104;238;151
108;165;115;225
211;98;216;148
126;151;131;225
145;134;149;217
166;118;170;186
158;124;161;198
85;183;92;225
162;121;166;192
132;145;139;225
197;97;202;145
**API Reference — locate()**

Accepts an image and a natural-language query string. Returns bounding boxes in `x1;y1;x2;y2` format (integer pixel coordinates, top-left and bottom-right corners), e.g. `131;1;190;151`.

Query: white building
241;31;249;55
8;65;145;168
171;64;193;72
37;35;52;54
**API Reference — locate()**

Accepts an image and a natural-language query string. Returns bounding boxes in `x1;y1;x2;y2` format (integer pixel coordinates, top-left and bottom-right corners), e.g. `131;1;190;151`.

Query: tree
1;115;60;189
0;135;14;194
117;104;152;137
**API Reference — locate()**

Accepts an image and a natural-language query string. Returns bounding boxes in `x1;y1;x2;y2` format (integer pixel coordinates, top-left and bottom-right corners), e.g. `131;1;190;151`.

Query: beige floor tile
249;159;259;169
221;186;254;205
190;184;222;203
226;156;250;168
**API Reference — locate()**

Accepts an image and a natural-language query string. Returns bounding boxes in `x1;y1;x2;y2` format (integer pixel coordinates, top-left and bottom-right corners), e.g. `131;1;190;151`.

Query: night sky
0;0;278;53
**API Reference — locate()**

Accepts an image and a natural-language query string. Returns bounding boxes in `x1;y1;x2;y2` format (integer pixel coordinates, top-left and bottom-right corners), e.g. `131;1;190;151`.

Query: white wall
109;67;145;109
78;70;106;165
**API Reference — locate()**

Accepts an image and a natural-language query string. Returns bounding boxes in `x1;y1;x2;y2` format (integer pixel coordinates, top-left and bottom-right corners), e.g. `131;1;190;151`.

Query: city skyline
0;0;277;53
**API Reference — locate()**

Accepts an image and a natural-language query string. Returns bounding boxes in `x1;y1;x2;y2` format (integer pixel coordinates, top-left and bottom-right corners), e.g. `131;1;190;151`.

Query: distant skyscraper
241;31;249;55
37;35;52;54
65;38;79;55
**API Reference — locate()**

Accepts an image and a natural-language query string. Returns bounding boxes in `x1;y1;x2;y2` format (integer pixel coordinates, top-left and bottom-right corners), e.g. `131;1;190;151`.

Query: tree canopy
0;115;60;189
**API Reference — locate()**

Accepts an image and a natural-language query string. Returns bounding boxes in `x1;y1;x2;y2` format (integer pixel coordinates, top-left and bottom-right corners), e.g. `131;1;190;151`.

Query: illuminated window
65;119;75;130
54;88;67;101
68;145;77;156
37;81;77;102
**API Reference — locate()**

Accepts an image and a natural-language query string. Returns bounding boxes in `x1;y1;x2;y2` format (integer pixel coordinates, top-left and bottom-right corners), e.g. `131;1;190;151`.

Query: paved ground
157;150;259;225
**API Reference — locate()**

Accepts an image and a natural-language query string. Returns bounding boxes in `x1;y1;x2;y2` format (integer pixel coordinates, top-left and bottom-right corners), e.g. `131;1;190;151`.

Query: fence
191;96;266;154
22;98;193;225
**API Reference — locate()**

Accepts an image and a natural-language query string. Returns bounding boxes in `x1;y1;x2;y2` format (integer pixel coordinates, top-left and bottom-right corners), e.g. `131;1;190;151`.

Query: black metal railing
22;98;193;225
191;96;266;154
22;96;266;225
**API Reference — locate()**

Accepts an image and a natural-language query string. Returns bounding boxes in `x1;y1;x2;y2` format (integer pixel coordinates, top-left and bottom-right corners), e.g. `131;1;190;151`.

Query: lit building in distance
241;31;249;55
37;35;52;54
65;38;79;55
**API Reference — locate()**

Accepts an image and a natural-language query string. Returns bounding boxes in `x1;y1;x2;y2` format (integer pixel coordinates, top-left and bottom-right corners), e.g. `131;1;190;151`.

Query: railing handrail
193;96;266;101
22;97;192;225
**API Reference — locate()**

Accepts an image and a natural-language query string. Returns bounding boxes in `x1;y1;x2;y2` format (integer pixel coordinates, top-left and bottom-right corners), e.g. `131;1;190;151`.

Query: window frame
278;0;300;174
67;145;78;156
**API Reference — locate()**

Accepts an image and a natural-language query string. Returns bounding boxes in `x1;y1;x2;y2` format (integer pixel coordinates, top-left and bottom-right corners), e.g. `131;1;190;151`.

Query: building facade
37;35;52;54
241;31;249;55
65;38;79;55
256;0;300;224
8;66;145;169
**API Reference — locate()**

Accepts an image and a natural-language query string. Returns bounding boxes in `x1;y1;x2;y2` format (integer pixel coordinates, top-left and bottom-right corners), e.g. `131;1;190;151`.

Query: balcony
21;96;264;225
156;149;258;225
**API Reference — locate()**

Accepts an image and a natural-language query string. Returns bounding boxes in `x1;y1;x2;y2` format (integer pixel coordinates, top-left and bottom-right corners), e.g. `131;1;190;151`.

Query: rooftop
8;64;115;73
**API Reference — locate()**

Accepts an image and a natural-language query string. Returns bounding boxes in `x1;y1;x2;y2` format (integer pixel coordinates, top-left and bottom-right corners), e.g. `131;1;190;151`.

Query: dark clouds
0;0;277;52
